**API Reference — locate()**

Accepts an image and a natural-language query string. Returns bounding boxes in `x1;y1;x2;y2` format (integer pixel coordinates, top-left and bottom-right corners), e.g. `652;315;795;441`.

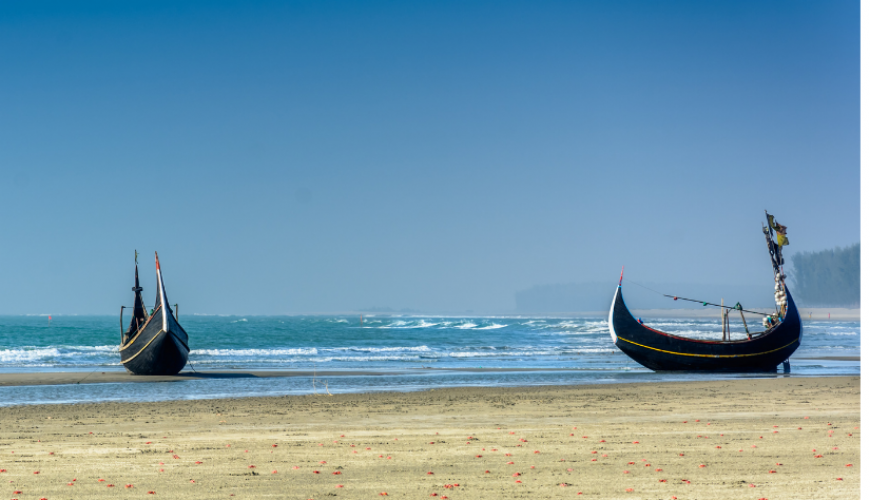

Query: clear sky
0;0;859;314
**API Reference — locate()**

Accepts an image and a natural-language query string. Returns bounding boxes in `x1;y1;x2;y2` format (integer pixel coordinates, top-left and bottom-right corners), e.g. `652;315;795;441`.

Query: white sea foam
0;345;119;364
0;348;64;363
192;348;318;357
447;350;557;358
333;346;432;353
377;320;438;329
543;329;607;336
307;355;426;363
190;346;435;358
194;355;430;363
476;324;507;330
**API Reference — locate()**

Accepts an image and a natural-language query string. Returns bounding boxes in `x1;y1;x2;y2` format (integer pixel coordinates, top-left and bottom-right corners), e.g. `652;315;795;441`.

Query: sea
0;315;859;406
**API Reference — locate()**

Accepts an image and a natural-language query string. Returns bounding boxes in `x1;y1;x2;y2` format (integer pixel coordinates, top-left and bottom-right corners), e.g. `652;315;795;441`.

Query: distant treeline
791;243;860;307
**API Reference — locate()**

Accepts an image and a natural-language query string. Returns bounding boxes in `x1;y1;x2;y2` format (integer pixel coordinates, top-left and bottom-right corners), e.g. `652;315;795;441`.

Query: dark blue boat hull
608;285;801;371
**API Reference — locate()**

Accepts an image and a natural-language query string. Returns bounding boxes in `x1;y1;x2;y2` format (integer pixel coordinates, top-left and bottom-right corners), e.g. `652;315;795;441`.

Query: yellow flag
774;222;788;246
767;213;789;246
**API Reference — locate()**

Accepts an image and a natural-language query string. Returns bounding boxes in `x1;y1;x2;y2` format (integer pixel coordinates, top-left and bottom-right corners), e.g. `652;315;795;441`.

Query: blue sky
0;0;859;314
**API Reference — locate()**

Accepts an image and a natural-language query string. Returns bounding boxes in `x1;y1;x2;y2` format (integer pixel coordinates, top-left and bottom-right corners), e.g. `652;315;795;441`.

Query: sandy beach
0;376;858;499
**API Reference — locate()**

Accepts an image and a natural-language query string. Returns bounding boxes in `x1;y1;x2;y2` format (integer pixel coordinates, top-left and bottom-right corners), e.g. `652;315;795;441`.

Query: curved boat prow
608;283;621;345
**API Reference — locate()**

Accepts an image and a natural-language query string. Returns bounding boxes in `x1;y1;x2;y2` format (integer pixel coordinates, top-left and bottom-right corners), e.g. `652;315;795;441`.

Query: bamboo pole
726;310;731;341
739;308;750;336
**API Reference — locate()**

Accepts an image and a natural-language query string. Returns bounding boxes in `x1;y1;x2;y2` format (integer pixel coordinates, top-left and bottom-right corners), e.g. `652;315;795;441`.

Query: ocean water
0;315;859;406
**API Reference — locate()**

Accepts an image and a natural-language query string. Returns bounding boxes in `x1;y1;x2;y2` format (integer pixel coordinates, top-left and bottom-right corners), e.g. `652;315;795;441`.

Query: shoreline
0;362;858;387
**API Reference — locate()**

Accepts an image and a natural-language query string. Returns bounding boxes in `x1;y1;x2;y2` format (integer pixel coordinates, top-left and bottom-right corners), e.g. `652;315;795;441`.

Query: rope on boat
624;280;769;316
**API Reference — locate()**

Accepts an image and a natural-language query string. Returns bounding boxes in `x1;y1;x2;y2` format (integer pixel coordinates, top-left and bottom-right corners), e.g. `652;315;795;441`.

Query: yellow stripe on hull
616;336;799;359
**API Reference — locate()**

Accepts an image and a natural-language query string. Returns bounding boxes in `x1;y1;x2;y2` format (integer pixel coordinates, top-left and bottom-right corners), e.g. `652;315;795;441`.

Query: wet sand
0;376;858;499
0;365;859;387
0;370;394;387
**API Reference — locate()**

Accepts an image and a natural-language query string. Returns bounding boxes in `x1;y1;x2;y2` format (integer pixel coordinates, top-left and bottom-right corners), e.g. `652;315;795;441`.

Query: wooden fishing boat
608;213;802;371
120;252;189;375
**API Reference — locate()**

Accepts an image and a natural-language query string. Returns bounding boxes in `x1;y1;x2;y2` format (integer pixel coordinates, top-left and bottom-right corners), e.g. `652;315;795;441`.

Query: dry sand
0;376;858;499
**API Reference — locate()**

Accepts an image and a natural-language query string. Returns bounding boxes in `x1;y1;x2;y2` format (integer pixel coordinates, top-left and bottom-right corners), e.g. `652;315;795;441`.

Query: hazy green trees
791;243;859;306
